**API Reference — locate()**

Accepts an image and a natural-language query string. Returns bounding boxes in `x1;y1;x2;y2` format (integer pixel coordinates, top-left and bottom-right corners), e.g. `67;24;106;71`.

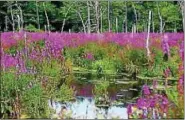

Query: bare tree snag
132;3;137;33
36;1;40;30
152;11;154;33
43;2;50;33
10;6;15;32
125;2;128;33
146;11;152;60
17;15;21;31
16;2;24;31
116;17;118;33
108;1;110;32
95;0;99;33
87;1;91;33
76;10;86;33
101;10;103;33
61;5;73;32
179;1;185;33
157;2;163;33
5;16;8;31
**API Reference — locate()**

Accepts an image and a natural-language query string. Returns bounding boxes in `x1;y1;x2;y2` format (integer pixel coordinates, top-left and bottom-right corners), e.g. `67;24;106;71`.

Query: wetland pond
49;72;141;119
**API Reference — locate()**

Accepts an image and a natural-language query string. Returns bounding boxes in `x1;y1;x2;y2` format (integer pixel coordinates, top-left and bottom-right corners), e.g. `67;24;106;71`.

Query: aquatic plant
93;80;110;105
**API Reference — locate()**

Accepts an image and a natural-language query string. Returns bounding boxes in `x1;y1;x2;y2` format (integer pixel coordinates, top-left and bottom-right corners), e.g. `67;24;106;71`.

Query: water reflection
49;73;140;119
49;97;128;119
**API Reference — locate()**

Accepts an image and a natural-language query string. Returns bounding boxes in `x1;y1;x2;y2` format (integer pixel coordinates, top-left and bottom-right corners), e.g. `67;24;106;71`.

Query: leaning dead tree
146;11;152;60
61;4;73;32
157;2;165;33
43;2;50;33
76;9;86;33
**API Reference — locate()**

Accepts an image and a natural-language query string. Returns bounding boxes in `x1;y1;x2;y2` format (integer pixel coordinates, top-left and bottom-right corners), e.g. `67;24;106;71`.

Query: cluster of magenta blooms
1;31;183;68
127;82;169;119
0;31;184;118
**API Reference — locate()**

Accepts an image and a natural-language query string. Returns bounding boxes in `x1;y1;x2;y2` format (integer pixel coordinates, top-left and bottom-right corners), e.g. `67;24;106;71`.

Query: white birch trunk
116;17;118;33
17;15;21;31
146;11;152;60
125;2;128;33
43;2;50;33
95;1;99;33
101;11;103;33
5;16;8;31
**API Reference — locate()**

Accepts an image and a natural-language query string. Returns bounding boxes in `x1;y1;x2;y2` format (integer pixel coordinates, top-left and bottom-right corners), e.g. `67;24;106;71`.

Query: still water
49;97;128;119
49;73;140;119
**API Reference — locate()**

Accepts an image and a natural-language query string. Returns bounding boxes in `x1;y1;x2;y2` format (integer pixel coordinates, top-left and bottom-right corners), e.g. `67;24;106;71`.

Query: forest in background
0;1;184;33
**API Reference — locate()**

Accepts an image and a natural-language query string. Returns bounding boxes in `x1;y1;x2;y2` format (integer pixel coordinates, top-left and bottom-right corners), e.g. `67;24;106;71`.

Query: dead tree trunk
76;10;86;33
17;15;21;31
16;2;24;31
116;17;118;33
61;5;72;32
36;1;40;30
125;2;128;33
179;1;185;33
95;1;100;33
44;25;47;32
43;2;50;33
152;11;155;33
157;2;162;33
108;1;110;32
5;16;8;32
100;10;103;33
146;11;152;60
132;3;137;33
87;1;91;33
10;6;15;32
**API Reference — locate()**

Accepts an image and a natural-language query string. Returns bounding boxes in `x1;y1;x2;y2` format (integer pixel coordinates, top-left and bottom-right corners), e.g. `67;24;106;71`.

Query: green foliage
93;80;109;97
1;71;36;118
21;84;50;118
166;86;184;118
25;24;41;32
0;1;183;32
41;59;62;77
166;86;178;106
55;84;75;103
93;80;110;105
1;72;16;115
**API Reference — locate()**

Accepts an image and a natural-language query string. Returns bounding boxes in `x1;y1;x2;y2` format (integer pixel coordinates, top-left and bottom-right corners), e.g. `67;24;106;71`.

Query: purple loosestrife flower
152;80;158;89
179;41;184;61
85;52;94;60
164;68;170;78
137;98;148;109
149;98;156;108
127;104;133;115
162;34;170;56
142;85;150;95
